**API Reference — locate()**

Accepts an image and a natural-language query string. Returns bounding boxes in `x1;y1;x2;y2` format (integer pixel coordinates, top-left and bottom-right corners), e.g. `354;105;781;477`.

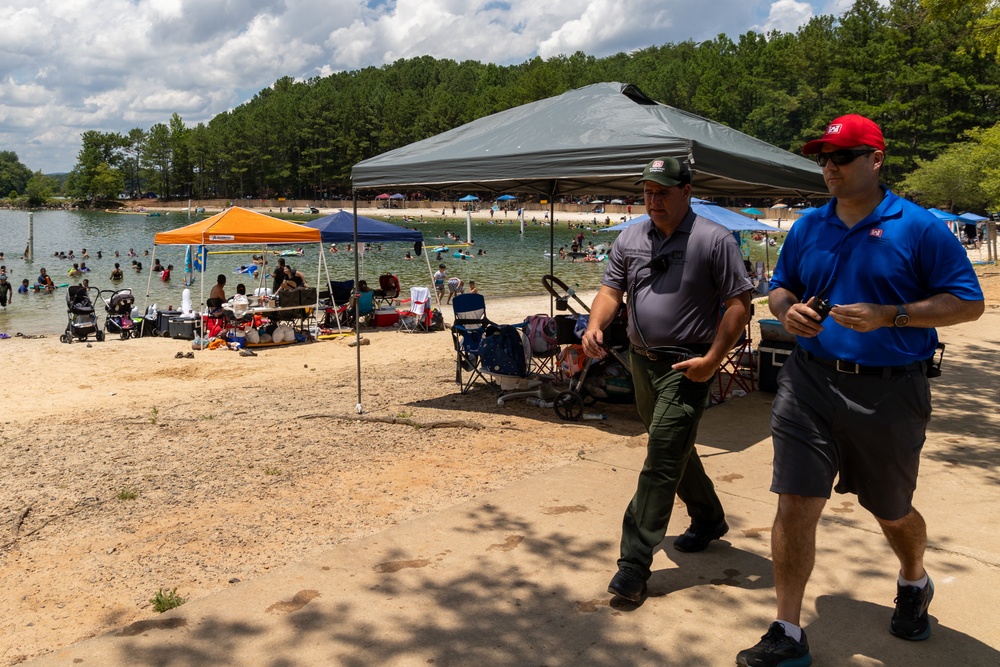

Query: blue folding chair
451;293;494;394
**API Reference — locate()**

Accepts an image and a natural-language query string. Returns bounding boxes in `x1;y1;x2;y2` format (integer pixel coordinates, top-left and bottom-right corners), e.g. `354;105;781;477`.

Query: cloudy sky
1;0;855;173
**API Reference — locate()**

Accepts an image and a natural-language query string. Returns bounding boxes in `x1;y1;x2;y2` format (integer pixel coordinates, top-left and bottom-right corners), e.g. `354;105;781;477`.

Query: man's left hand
672;356;717;383
829;303;893;332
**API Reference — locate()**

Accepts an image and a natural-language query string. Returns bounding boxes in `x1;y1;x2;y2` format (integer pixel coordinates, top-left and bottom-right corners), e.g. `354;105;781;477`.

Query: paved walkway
29;313;1000;666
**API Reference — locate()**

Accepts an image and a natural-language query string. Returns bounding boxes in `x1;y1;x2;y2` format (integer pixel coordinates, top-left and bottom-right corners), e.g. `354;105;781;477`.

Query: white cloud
0;0;841;172
757;0;815;34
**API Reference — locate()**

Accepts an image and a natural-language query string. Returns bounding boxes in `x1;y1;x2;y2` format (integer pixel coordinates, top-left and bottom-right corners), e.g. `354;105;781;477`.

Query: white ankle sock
898;572;929;589
776;620;802;643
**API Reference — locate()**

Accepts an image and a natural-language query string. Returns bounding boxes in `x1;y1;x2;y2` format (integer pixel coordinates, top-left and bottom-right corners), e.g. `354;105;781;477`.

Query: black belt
805;351;923;378
630;343;711;362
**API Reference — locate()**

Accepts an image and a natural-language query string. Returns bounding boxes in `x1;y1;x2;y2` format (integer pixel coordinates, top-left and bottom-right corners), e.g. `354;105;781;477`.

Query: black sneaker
736;622;811;667
607;568;647;603
890;576;934;641
673;520;729;552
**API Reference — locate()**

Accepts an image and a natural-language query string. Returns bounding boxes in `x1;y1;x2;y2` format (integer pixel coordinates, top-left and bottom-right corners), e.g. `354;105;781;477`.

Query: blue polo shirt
770;189;983;366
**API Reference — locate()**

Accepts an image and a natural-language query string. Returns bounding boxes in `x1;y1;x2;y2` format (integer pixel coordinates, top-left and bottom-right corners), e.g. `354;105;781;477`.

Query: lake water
0;209;612;334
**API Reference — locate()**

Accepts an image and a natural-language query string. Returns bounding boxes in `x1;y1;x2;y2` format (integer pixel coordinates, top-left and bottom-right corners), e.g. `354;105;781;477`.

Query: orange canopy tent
144;207;330;340
153;207;321;245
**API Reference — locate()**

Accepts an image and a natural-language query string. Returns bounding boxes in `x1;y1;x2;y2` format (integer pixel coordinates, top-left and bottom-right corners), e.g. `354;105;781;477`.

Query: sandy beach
1;251;997;664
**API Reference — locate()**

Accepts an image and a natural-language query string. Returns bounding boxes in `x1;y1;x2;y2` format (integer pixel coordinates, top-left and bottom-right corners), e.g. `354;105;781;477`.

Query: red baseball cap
802;114;885;155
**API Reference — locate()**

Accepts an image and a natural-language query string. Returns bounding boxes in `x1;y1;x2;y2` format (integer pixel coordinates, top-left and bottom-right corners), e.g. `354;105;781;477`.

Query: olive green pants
618;352;726;579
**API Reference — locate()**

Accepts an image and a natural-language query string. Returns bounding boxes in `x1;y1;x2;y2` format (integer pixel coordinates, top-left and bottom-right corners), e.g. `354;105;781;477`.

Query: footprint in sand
488;535;524;552
829;501;854;514
374;559;430;573
266;589;321;614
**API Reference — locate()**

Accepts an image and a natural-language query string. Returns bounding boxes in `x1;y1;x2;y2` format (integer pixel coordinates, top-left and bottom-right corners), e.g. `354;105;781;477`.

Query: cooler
168;317;201;340
758;341;796;393
156;309;181;334
373;307;399;327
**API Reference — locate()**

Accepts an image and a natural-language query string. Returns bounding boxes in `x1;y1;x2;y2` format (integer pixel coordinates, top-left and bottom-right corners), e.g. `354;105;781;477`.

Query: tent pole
353;190;363;414
140;247;158;339
423;242;435;305
548;188;556;316
317;240;340;334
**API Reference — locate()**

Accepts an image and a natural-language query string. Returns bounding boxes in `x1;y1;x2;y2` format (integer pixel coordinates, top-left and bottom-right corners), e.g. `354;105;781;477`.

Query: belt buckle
835;359;860;374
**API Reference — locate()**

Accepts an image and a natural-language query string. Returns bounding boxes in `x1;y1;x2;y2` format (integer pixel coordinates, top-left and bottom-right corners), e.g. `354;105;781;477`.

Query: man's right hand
779;297;826;338
581;328;607;359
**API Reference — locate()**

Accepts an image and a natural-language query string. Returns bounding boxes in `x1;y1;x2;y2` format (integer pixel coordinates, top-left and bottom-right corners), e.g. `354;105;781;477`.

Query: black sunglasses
644;253;671;272
815;148;876;167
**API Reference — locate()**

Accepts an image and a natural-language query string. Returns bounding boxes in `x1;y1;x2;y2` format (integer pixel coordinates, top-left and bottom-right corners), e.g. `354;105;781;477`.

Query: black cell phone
813;297;832;322
810;286;832;322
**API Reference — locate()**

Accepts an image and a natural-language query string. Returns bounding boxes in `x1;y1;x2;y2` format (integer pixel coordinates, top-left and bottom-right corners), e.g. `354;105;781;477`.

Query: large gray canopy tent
346;82;828;411
352;82;827;198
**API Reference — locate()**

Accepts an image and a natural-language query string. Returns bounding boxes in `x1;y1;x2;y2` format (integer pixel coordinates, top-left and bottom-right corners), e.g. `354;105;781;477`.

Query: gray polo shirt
602;210;752;347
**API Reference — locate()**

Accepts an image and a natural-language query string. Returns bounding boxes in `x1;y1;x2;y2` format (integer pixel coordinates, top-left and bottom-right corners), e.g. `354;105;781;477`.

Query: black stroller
542;275;633;420
101;288;136;339
60;285;104;343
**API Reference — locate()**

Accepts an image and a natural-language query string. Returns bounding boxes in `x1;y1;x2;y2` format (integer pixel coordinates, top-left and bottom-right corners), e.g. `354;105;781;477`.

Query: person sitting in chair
210;274;226;302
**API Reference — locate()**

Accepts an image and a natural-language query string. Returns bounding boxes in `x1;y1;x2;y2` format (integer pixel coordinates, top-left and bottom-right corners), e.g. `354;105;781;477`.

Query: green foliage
62;0;1000;200
0;151;32;199
24;171;57;206
116;487;139;501
149;588;185;613
901;121;1000;210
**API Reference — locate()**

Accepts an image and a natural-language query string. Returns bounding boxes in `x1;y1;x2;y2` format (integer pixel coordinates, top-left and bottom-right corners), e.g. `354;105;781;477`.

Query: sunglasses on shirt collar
643;253;671;272
815;148;877;167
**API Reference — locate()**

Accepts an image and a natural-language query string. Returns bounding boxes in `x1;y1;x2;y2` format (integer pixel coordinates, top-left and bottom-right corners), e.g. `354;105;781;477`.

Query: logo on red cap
802;114;885;155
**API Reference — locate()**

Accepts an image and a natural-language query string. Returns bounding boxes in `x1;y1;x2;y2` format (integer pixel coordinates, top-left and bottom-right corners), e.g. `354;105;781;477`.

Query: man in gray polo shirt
582;156;752;603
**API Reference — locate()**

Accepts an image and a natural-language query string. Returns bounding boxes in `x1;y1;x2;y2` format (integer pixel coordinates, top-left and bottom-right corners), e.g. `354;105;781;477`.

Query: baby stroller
542;274;633;420
101;288;136;340
61;285;104;343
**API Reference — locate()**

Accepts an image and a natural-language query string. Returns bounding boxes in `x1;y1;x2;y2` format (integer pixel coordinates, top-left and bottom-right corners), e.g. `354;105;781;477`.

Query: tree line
6;0;1000;211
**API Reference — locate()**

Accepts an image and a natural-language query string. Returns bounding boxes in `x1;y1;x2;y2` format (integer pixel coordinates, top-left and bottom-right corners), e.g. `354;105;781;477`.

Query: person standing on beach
736;115;984;667
581;156;752;603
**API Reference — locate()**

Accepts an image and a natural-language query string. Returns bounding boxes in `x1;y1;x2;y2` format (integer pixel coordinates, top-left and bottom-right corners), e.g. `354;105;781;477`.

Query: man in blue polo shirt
737;115;984;667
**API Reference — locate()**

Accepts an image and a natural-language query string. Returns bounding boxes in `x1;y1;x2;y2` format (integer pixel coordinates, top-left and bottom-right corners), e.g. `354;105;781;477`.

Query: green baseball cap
635;157;692;187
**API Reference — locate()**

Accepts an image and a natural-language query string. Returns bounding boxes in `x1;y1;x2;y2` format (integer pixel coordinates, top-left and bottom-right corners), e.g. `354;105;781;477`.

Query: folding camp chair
712;303;755;404
339;290;375;329
451;293;495;394
320;280;353;329
396;286;431;332
372;273;400;309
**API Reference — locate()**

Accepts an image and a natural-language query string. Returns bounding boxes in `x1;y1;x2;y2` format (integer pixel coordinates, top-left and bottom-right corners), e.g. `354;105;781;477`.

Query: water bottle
583;413;607;420
526;398;554;408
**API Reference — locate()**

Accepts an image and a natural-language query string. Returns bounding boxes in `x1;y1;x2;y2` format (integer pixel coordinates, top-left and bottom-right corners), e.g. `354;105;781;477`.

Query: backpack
429;308;445;331
524;314;559;356
479;323;529;377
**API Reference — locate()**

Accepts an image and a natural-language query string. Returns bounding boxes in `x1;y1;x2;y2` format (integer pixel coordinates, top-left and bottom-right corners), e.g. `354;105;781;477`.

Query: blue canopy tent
958;212;988;222
601;201;780;233
307;210;423;244
304;210;433;293
601;200;782;275
496;194;517;201
927;208;959;221
306;210;436;412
